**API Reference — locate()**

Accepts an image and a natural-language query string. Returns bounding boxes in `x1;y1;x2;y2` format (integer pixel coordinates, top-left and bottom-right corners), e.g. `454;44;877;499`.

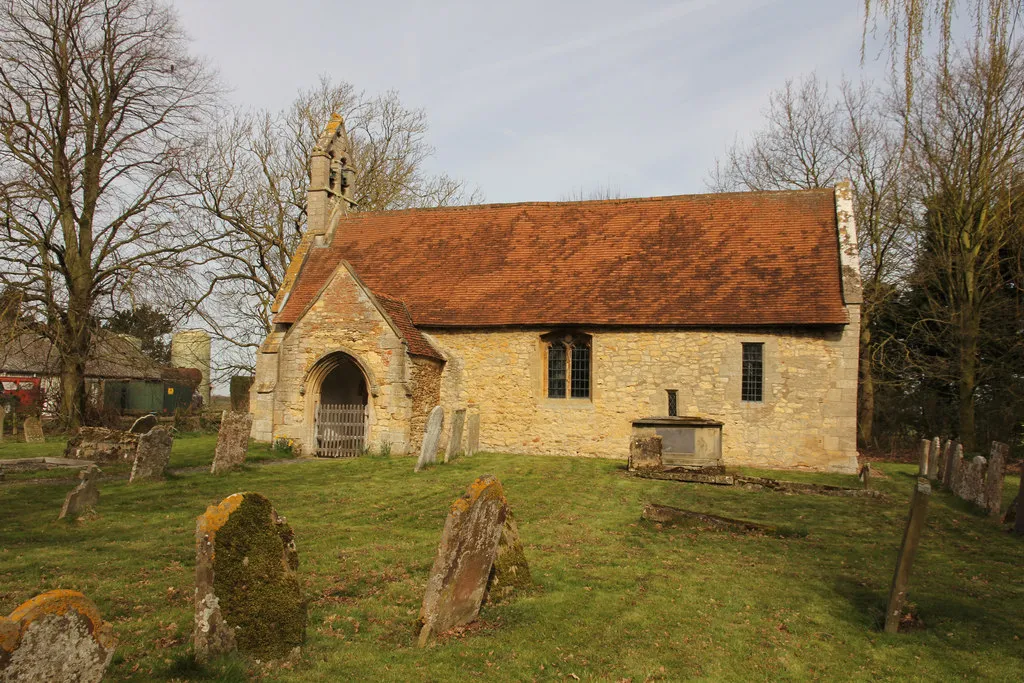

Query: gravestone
917;439;931;477
958;456;988;508
628;435;663;472
64;427;139;462
129;427;173;483
211;412;252;474
937;439;952;482
858;464;871;489
415;406;444;472
948;443;964;493
417;475;509;646
129;414;159;434
485;511;532;603
884;479;931;634
0;589;116;683
22;416;44;444
984;441;1008;519
928;436;941;480
58;467;100;520
466;413;480;456
194;492;305;661
444;409;466;464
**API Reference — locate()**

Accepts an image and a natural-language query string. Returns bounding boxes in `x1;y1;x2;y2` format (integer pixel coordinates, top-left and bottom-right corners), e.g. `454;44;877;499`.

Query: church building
251;115;861;472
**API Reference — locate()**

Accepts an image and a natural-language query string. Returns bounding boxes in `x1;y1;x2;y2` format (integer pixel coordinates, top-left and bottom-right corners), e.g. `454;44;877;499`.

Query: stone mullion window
543;331;592;400
547;343;567;398
741;342;764;402
570;343;590;398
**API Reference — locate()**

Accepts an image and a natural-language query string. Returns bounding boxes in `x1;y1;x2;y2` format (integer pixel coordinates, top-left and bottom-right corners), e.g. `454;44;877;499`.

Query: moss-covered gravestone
0;589;117;683
193;493;305;661
417;475;531;646
485;511;532;603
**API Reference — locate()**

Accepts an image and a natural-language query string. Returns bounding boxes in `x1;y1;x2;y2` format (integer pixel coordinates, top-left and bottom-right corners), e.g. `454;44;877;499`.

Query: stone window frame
541;331;592;401
741;342;764;403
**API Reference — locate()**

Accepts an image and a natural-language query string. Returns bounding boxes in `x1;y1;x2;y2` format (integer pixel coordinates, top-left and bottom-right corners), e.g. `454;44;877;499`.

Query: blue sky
174;0;891;202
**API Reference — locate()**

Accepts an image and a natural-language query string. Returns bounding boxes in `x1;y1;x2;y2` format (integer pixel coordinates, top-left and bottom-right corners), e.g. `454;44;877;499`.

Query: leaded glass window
667;389;678;416
741;342;763;402
570;343;590;398
547;343;566;398
544;332;591;400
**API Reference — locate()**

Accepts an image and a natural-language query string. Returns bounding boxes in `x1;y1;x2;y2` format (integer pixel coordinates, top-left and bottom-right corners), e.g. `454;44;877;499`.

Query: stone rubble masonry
466;412;481;456
193;493;305;662
417;475;509;647
429;315;861;472
985;441;1008;518
212;412;253;474
58;467;100;520
64;427;139;463
445;409;466;463
130;427;173;483
22;416;44;444
628;435;663;472
129;414;158;434
416;406;444;472
0;589;116;683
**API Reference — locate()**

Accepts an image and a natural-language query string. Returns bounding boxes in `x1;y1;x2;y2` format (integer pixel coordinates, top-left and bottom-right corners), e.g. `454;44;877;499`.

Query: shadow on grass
163;651;249;682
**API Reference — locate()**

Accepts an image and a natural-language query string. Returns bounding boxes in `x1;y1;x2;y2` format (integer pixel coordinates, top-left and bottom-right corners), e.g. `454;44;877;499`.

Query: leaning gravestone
984;441;1008;519
485;511;532;604
211;412;253;474
129;427;173;483
444;409;466;463
193;492;305;661
628;435;663;472
465;413;480;456
58;467;100;520
417;475;509;646
415;406;444;472
129;414;159;435
22;416;44;444
0;589;116;683
884;479;931;633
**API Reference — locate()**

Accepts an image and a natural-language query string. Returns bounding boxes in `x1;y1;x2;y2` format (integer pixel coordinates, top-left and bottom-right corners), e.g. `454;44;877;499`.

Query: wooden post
884;479;931;634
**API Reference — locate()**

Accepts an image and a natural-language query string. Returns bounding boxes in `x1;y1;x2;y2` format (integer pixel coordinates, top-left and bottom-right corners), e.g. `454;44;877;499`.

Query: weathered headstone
0;589;116;682
937;439;952;482
64;427;139;462
485;511;532;604
22;416;43;444
129;414;159;434
928;436;941;480
984;441;1008;519
58;467;100;520
129;427;173;483
948;443;964;493
466;413;480;456
628;435;663;472
417;475;509;646
194;492;305;661
918;439;931;477
211;412;252;474
415;406;444;472
957;456;988;507
858;464;871;489
884;479;931;634
444;408;466;464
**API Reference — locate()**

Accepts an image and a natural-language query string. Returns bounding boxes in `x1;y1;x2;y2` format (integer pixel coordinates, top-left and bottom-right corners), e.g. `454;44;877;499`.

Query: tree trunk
958;315;979;451
858;317;874;447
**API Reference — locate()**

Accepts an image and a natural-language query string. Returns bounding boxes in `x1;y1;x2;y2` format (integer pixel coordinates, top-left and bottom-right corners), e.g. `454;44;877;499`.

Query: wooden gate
315;403;367;457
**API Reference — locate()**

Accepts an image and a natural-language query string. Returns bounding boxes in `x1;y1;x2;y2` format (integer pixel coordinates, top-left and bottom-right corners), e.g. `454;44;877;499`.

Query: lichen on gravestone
58;466;100;520
415;406;444;472
485;511;532;604
0;589;116;683
984;441;1008;518
129;426;173;483
211;412;253;474
193;492;305;661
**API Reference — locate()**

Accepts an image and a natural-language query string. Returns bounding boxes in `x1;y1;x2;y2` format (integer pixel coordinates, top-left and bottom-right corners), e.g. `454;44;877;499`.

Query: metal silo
171;329;211;407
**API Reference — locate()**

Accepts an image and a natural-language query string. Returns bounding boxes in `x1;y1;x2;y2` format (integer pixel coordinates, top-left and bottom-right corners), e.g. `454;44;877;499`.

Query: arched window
543;332;591;399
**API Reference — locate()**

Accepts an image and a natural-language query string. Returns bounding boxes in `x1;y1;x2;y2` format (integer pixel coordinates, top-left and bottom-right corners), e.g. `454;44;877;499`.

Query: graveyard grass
1;443;1022;681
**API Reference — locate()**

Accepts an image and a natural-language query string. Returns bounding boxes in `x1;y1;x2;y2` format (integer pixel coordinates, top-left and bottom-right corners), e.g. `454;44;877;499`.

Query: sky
172;0;894;203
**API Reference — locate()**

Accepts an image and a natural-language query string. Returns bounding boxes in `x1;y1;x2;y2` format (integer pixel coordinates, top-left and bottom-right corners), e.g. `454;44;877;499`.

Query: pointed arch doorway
311;352;369;457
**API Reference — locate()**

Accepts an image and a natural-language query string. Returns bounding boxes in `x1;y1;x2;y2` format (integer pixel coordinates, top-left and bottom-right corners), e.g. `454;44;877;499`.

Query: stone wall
408;357;443;455
254;264;418;456
426;310;860;472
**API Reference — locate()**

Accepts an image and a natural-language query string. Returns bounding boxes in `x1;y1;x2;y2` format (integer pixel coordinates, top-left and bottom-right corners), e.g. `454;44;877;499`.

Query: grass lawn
1;443;1022;681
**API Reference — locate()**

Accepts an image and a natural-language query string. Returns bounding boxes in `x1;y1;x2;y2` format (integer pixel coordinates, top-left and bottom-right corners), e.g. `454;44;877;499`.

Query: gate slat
316;402;366;457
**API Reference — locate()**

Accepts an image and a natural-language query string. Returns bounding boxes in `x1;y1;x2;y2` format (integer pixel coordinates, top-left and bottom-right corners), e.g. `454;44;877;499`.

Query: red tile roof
277;189;850;328
374;293;444;360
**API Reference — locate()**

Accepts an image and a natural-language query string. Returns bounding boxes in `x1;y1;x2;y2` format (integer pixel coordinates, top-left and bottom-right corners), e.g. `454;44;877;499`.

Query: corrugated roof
277;189;849;328
0;331;163;380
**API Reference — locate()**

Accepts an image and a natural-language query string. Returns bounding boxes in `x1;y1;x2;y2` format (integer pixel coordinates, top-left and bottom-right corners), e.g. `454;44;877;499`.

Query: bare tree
708;74;914;446
900;41;1024;449
0;0;216;427
186;77;481;376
